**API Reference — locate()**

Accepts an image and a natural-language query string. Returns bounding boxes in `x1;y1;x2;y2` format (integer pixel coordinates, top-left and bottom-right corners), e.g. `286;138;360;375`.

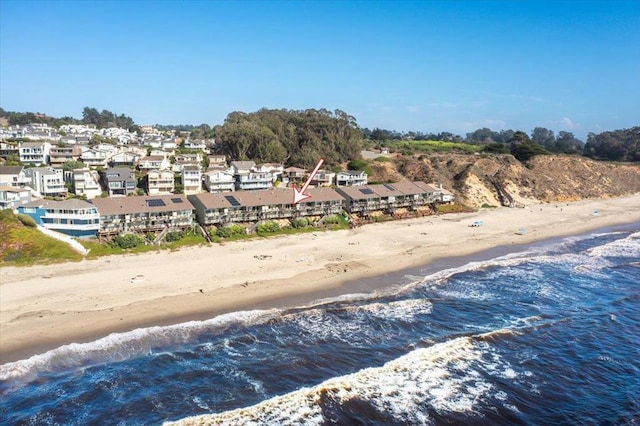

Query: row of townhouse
15;181;454;239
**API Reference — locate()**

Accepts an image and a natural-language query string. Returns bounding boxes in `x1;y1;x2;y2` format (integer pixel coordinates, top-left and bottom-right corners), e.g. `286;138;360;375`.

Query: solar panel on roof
359;188;374;195
171;197;183;203
146;199;166;207
383;184;396;191
225;195;241;206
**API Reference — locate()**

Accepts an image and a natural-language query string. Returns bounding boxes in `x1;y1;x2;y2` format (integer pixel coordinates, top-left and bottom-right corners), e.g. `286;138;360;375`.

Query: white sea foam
586;231;640;259
0;309;279;385
167;330;525;426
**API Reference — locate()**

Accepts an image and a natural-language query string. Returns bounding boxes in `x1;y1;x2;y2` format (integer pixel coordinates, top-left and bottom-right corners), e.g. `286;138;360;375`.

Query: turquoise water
1;225;639;425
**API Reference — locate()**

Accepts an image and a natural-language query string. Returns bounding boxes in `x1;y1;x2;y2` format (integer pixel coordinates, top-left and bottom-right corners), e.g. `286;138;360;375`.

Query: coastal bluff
372;153;640;208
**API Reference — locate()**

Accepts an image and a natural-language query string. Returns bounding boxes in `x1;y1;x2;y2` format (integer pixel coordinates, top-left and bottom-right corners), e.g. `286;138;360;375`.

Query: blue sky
1;0;638;139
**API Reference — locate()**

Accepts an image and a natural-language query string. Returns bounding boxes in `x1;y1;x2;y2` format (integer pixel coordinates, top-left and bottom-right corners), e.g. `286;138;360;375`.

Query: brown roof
0;166;24;175
91;194;194;215
189;187;343;210
23;198;96;210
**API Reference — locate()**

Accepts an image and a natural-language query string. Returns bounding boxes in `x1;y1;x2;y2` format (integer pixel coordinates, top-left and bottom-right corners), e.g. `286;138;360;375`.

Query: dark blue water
1;226;639;425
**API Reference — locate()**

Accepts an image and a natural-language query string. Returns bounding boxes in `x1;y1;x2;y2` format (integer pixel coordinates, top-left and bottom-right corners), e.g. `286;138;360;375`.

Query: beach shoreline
2;194;640;364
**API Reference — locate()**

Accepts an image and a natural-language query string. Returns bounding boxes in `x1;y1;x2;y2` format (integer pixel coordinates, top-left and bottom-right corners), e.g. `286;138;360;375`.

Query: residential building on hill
72;168;102;199
0;165;30;188
182;165;202;195
147;169;175;195
336;170;368;186
19;141;51;165
24;167;67;197
0;186;32;209
102;168;137;197
18;198;100;238
204;167;235;193
49;145;83;166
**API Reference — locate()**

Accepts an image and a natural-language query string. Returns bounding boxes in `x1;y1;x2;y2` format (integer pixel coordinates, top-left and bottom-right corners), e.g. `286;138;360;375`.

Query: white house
0;186;32;209
336;170;368;186
24;167;67;197
72;168;102;199
147;169;175;195
0;165;30;188
182;165;202;195
204;167;235;193
19;141;51;165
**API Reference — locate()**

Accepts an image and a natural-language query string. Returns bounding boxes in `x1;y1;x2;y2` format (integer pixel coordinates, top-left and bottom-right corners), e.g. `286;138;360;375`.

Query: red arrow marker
292;158;325;204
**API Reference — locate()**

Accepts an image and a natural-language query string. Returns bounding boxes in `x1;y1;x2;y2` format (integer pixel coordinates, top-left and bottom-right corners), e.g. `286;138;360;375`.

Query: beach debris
199;289;204;293
254;254;272;260
130;274;145;284
469;221;484;227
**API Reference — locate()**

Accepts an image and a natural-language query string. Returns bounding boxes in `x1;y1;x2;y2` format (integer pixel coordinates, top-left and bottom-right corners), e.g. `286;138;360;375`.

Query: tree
509;131;548;162
555;131;583;154
531;127;556;151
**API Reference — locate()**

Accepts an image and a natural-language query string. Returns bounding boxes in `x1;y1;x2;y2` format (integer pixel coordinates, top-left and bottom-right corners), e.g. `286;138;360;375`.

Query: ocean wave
586;231;640;259
0;309;279;386
167;329;525;426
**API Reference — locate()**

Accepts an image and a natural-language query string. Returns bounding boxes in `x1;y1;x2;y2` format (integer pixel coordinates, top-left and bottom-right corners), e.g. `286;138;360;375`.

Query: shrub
230;224;246;235
374;156;391;162
165;231;183;242
347;159;368;171
324;215;340;224
215;226;233;238
110;234;142;249
256;221;279;235
17;214;37;228
293;218;308;228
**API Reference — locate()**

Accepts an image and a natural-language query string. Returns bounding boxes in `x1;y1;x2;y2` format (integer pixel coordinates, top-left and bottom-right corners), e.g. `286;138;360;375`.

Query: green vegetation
387;140;484;155
584;126;640;162
0;209;83;265
256;221;280;236
110;233;143;249
436;203;475;214
214;108;363;168
16;214;37;228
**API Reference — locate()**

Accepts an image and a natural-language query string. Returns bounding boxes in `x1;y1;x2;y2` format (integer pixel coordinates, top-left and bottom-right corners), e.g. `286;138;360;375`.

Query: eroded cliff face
371;154;640;208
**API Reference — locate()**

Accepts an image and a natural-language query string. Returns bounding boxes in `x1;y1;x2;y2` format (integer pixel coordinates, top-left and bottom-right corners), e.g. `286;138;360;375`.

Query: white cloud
560;117;580;129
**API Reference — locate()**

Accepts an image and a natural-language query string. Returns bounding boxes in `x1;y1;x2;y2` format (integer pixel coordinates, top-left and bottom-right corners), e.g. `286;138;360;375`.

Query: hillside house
109;151;140;167
49;145;83;166
336;170;368;186
0;186;32;209
102;168;137;197
310;169;335;187
72;168;102;199
282;167;307;185
139;155;170;174
0;165;30;188
24;167;66;197
147;169;175;195
204;167;235;193
80;147;111;168
19;141;51;165
181;165;202;195
18;198;100;238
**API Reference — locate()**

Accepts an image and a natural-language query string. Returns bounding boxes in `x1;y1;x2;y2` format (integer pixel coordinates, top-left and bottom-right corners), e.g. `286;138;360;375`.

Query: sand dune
2;194;639;363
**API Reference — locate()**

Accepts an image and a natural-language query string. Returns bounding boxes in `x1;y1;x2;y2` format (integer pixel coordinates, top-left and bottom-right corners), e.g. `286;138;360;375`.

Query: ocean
1;224;639;425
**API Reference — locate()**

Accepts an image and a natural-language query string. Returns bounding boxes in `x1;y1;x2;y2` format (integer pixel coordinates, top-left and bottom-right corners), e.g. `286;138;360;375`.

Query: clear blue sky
1;0;638;139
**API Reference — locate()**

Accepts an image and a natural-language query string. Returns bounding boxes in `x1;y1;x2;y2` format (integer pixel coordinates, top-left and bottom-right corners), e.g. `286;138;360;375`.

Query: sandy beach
1;194;639;364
